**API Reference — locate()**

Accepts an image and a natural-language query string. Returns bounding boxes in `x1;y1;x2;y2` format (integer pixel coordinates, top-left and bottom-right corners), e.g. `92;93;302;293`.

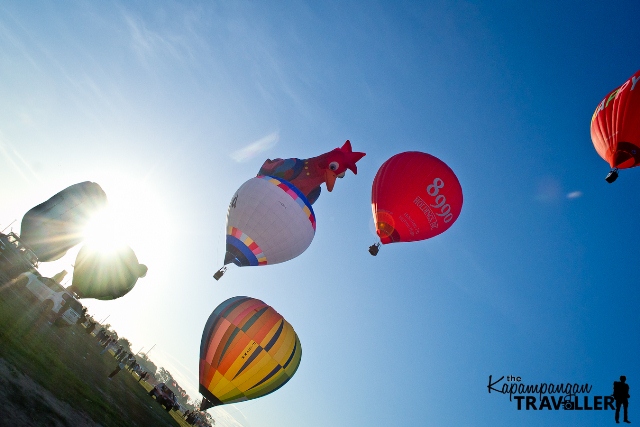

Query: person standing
108;360;126;379
100;338;114;355
613;376;631;424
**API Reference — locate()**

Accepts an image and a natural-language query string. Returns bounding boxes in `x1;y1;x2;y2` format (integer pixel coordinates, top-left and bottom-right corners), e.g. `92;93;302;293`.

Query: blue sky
1;1;640;426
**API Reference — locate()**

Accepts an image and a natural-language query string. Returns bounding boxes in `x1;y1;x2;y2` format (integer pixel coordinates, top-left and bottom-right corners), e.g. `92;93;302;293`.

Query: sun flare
83;208;122;251
78;172;175;276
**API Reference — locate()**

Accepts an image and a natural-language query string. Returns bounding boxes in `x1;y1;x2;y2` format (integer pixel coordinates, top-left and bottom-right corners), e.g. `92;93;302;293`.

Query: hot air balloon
199;296;302;409
591;69;640;183
68;244;147;300
220;175;316;269
214;141;365;279
369;152;463;255
19;182;107;261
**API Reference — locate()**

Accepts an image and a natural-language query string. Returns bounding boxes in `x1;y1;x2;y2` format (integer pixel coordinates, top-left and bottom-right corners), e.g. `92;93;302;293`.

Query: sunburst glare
83;208;125;252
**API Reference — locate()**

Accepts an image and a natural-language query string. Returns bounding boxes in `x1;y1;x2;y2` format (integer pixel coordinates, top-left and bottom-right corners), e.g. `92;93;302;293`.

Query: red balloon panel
591;69;640;169
372;152;463;244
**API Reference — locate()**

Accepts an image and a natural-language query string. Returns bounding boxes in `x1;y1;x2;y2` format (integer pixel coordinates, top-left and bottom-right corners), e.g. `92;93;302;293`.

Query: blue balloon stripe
261;175;315;217
264;320;284;352
241;306;269;332
247;364;282;391
226;235;259;266
283;337;299;369
233;346;264;380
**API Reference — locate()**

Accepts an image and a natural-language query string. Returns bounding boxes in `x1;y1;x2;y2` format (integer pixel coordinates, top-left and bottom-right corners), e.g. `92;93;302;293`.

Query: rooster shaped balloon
214;141;365;280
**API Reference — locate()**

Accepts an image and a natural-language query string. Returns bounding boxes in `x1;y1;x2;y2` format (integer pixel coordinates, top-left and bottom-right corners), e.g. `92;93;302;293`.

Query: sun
79;171;176;276
83;208;122;251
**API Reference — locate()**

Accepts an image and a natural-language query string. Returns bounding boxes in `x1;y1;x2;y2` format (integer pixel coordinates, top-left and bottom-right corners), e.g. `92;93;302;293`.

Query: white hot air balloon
214;176;315;279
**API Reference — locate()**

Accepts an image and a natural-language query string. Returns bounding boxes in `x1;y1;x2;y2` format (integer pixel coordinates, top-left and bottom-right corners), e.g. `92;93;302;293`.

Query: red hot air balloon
591;69;640;183
369;152;462;255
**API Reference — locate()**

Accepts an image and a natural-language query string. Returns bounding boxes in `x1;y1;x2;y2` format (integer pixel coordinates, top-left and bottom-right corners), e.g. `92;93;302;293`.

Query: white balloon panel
224;176;316;267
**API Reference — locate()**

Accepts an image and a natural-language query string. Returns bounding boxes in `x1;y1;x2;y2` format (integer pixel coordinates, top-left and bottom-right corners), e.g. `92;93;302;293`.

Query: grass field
0;282;191;427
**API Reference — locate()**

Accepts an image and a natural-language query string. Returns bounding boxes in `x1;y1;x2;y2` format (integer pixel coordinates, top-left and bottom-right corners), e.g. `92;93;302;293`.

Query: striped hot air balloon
199;296;302;409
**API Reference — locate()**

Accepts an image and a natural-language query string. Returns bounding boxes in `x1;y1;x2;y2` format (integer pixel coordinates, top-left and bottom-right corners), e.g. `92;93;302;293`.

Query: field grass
0;283;189;427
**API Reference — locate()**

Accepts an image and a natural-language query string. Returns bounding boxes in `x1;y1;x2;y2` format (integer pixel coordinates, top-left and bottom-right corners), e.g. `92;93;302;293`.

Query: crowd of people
91;325;212;425
94;328;149;381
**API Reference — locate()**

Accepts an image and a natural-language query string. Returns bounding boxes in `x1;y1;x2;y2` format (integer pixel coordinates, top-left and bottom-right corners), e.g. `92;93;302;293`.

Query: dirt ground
0;280;186;427
0;357;102;427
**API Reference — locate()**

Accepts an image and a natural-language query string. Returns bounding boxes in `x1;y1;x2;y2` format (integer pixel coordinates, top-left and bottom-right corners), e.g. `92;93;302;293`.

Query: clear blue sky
1;1;640;426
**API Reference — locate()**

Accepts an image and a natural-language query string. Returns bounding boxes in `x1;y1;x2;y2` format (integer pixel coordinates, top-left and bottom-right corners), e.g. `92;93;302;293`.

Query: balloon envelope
223;176;315;267
199;296;302;407
20;182;107;262
70;244;147;300
372;152;463;244
591;69;640;169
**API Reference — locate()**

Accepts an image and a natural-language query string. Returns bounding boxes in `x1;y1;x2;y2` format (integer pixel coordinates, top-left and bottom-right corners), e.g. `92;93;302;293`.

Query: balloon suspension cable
368;242;381;256
213;266;227;281
605;168;619;184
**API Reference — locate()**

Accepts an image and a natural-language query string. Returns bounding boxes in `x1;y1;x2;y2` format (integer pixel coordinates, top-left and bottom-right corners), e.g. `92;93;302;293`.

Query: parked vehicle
149;383;180;412
0;232;38;283
14;271;83;326
186;411;213;427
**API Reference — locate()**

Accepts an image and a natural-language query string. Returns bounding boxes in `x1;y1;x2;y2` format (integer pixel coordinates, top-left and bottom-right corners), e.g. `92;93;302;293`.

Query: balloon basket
213;267;227;281
368;243;381;256
605;168;619;183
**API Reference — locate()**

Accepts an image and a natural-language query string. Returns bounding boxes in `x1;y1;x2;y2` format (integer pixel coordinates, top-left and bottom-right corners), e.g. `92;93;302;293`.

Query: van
149;383;180;412
15;272;83;326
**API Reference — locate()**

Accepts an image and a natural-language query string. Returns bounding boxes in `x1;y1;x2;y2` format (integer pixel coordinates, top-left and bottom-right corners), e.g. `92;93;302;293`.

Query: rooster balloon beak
325;169;337;191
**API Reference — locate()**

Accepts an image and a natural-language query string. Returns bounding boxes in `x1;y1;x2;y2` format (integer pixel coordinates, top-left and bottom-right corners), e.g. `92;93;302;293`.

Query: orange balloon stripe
203;364;216;391
205;318;231;364
244;309;275;340
211;325;240;369
229;301;267;329
218;333;253;375
239;306;270;333
226;299;264;325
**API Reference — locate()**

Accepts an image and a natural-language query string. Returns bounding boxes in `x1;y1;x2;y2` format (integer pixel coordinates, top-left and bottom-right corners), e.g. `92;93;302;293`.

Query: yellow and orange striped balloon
199;296;302;407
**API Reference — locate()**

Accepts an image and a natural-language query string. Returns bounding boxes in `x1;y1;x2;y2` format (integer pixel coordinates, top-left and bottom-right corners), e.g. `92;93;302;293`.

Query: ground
0;279;191;427
0;357;102;426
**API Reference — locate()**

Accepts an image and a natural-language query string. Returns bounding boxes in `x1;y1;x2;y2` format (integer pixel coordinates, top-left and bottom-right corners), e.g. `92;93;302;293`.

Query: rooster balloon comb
214;140;366;280
258;140;366;204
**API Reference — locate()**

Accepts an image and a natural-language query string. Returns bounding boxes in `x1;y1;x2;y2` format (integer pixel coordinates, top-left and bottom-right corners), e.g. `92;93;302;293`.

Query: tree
156;367;173;384
185;397;200;413
176;389;190;409
136;353;157;376
117;337;132;352
102;324;118;340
